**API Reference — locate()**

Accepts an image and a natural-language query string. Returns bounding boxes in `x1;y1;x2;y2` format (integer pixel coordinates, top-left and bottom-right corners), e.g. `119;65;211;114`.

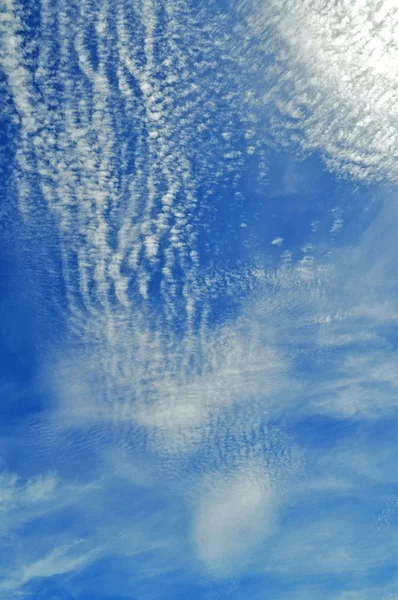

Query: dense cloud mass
243;0;398;181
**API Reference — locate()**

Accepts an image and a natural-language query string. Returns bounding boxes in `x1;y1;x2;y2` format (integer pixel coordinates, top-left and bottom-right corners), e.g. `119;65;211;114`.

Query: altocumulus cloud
241;0;398;182
1;0;398;598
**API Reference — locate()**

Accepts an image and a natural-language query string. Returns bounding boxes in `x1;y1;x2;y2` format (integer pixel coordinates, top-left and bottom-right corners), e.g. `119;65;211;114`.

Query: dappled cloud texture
244;0;398;181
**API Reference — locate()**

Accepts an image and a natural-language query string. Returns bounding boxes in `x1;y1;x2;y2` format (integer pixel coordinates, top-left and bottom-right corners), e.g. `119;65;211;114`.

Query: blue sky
1;0;398;598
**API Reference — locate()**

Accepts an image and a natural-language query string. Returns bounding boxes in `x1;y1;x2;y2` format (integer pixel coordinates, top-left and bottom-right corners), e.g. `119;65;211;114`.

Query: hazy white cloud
0;471;57;510
45;305;289;457
193;464;275;574
0;458;191;598
0;543;99;595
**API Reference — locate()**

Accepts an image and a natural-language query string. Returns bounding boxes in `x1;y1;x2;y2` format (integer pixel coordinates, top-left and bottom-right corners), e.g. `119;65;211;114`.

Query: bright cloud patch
245;0;398;182
193;465;274;573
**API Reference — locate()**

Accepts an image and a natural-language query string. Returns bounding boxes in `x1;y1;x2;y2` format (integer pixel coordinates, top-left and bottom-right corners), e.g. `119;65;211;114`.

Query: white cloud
46;308;289;455
193;464;275;574
0;472;57;512
271;237;283;246
245;0;398;182
0;543;99;594
0;458;192;598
